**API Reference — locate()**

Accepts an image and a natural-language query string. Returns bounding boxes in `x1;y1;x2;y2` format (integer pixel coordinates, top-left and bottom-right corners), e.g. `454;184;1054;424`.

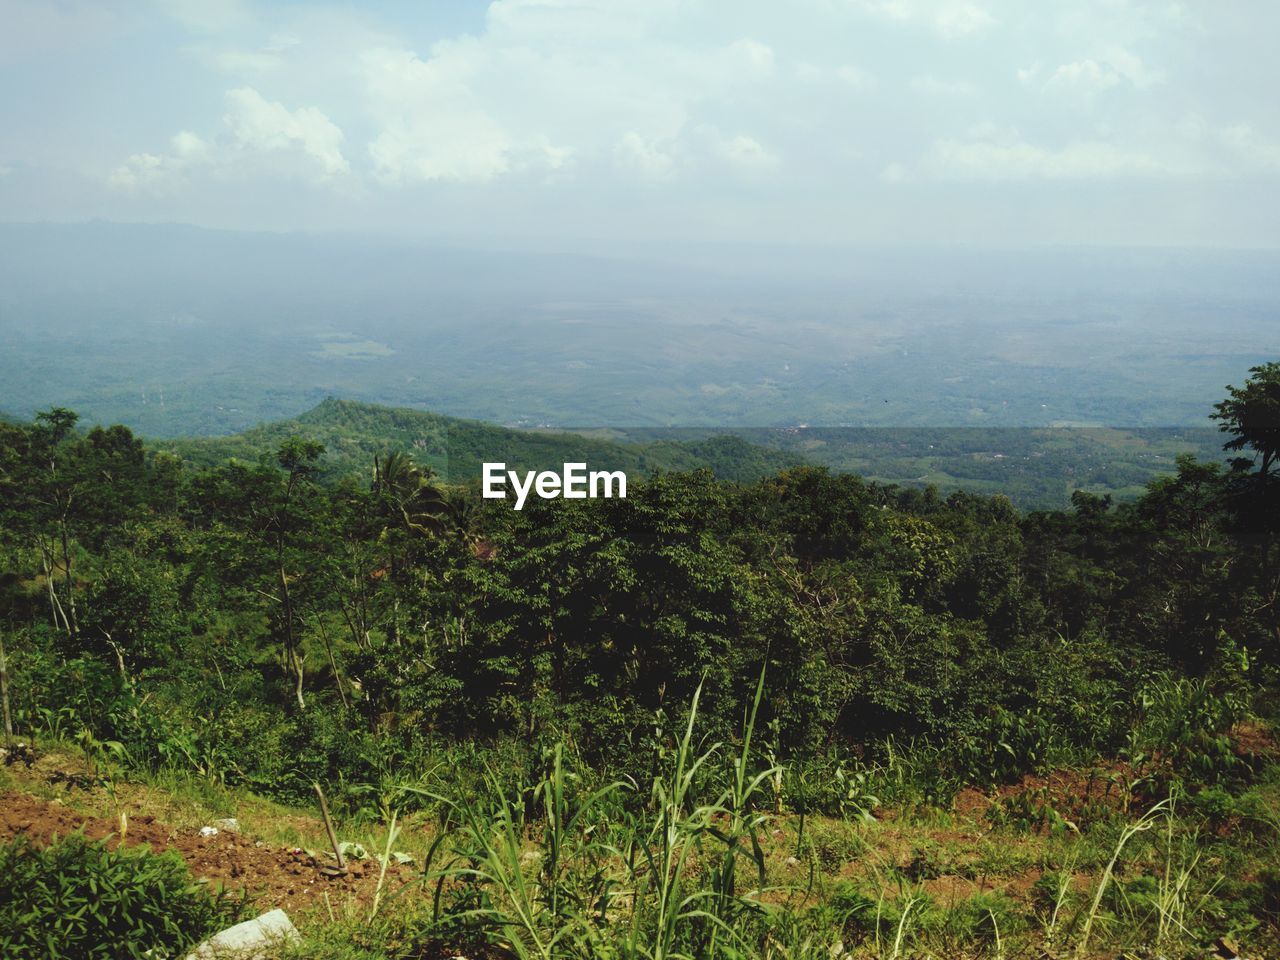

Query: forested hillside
158;397;1226;510
159;397;802;486
1;366;1278;959
623;424;1226;509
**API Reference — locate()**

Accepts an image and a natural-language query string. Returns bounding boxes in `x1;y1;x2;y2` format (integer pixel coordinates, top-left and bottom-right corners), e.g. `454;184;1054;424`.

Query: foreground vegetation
0;832;245;958
0;364;1278;957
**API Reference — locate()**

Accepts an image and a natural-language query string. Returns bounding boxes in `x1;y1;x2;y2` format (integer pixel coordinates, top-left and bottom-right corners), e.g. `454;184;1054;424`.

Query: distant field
0;224;1268;506
616;425;1227;508
1;224;1276;440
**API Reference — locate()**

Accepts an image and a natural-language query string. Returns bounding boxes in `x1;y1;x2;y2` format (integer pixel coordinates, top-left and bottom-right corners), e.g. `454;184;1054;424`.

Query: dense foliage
1;366;1279;958
1;370;1276;809
0;834;244;959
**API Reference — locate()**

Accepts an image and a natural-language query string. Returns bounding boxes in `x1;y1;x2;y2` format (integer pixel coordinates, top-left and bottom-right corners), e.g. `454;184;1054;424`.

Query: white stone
186;909;300;959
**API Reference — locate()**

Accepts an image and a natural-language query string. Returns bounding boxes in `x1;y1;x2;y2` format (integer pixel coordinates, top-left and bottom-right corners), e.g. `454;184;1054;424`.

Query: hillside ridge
156;396;803;485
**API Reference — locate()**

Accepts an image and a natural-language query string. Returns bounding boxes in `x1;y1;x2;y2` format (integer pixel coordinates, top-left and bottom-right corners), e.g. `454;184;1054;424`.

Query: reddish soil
0;791;417;917
953;763;1136;826
950;722;1278;829
918;870;1047;904
1232;720;1280;761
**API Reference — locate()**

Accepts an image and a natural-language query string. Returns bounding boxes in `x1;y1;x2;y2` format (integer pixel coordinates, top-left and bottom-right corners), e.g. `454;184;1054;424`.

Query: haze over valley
2;222;1275;439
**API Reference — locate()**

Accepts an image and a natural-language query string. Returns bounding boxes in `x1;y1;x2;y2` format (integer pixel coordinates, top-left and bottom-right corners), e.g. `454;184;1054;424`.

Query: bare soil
0;790;416;917
953;763;1136;825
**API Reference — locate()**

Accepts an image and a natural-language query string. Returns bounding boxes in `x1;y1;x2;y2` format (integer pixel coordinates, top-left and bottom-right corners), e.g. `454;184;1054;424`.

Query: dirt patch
919;873;982;905
917;870;1044;904
953;764;1135;828
0;791;418;918
1232;720;1280;761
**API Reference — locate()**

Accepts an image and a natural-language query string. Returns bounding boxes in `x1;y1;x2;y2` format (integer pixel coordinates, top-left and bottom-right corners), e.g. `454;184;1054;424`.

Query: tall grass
15;667;1265;959
1075;798;1170;958
417;670;779;960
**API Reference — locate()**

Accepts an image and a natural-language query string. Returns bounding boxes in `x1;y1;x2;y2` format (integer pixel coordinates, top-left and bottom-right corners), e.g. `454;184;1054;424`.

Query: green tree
30;409;84;638
272;438;327;709
79;547;182;677
1213;361;1280;481
188;437;330;710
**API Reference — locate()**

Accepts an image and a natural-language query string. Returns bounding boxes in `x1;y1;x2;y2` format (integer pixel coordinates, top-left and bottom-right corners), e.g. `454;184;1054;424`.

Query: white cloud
351;20;779;186
534;136;575;171
1219;124;1280;172
725;38;776;77
846;0;996;38
932;2;995;39
890;119;1280;186
368;115;512;184
911;130;1182;181
223;87;348;177
155;0;252;34
910;74;977;97
197;33;302;76
109;130;210;191
718;134;779;173
109;152;174;191
880;161;910;183
795;61;875;92
361;44;519;183
1049;59;1121;92
836;64;876;91
1045;48;1163;94
109;88;348;190
170;130;210;160
615;132;678;181
59;0;1280;245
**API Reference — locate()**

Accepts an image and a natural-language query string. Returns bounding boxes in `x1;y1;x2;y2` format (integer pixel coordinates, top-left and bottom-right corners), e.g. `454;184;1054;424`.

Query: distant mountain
157;398;803;486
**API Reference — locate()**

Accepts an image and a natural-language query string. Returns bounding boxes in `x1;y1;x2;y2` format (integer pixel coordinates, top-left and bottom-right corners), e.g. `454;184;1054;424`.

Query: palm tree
444;488;488;554
372;451;449;537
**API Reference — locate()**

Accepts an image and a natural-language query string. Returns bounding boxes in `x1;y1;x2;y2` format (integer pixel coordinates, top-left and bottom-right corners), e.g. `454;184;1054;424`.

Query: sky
1;0;1278;252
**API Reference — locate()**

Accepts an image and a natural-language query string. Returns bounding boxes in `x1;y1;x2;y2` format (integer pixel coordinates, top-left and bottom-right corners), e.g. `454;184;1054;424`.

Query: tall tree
272;438;327;709
30;409;84;638
1213;361;1280;482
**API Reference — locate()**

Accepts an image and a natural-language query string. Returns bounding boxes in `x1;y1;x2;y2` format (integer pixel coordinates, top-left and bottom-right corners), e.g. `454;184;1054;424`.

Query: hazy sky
2;0;1278;251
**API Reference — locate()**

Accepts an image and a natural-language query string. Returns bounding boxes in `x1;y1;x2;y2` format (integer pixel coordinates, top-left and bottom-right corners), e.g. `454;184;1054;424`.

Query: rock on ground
186;909;300;959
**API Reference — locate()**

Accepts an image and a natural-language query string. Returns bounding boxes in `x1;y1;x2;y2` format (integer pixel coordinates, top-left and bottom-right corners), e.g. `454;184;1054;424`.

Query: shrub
1131;670;1248;786
957;705;1061;785
0;833;244;959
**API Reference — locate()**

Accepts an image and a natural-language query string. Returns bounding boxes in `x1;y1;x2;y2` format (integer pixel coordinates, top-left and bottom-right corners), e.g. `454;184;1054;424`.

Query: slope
157;397;802;486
